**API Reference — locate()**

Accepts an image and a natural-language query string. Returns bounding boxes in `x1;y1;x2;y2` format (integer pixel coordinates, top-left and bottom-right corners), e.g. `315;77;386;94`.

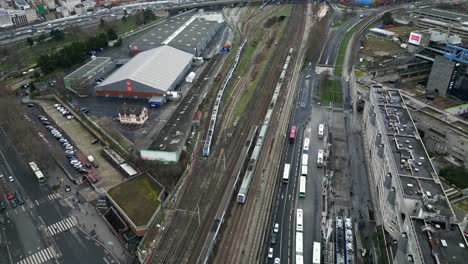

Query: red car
6;193;14;200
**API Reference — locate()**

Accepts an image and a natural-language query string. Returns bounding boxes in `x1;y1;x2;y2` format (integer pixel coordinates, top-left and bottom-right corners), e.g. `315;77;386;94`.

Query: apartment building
363;89;468;263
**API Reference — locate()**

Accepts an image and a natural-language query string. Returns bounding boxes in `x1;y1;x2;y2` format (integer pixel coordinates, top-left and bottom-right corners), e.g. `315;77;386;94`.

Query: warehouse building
129;12;224;56
95;45;193;99
64;57;114;95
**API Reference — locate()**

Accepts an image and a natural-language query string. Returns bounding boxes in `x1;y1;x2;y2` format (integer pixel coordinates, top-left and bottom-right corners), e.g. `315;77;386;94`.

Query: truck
87;155;99;168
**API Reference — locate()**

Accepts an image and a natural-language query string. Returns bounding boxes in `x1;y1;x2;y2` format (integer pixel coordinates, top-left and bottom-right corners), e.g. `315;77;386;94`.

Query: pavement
0;104;129;264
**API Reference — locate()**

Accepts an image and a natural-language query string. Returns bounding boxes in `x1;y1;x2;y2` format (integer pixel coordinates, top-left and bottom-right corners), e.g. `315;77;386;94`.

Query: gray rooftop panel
65;57;111;79
99;46;193;93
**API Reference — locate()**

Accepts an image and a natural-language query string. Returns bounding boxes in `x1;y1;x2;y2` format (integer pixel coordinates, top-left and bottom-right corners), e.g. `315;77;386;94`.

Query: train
203;40;247;157
237;48;294;204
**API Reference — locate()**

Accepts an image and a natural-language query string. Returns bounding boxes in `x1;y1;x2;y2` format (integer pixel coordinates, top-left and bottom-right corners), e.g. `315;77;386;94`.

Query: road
0;124;119;264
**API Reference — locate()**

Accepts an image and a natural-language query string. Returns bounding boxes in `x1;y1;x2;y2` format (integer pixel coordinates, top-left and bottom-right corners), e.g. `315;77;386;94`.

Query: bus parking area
35;100;125;189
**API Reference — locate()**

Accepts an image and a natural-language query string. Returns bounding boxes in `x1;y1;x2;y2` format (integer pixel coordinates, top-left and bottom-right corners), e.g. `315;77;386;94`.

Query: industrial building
63;57;114;95
129;12;224;56
95;45;193;99
363;88;468;264
412;8;468;42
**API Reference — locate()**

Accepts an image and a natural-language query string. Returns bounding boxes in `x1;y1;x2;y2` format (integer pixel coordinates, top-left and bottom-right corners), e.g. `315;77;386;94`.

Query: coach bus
282;163;290;183
299;176;306;198
301;165;307;177
29;161;46;184
289;125;297;143
313;241;321;264
296;232;303;254
303;137;309;153
317;149;324;168
296;209;303;231
318;124;324;139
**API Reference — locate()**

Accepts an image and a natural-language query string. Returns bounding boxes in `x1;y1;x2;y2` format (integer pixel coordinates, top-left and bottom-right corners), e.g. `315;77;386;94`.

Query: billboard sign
409;32;422;46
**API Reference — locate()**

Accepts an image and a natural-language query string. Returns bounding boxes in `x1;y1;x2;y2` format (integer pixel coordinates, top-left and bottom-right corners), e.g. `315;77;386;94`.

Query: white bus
301;165;307;176
318;124;324;139
299;176;306;197
317;149;324;168
313;241;321;264
296;209;303;231
302;154;308;167
282;163;290;183
296;232;303;254
303;137;309;153
29;161;46;184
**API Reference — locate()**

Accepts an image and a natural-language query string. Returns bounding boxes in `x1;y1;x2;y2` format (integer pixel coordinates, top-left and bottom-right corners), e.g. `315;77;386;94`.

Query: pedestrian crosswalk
46;216;77;237
46;193;61;201
16;246;55;264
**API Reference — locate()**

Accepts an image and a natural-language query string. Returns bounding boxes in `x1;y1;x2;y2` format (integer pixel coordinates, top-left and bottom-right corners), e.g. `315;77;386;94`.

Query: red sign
411;35;420;42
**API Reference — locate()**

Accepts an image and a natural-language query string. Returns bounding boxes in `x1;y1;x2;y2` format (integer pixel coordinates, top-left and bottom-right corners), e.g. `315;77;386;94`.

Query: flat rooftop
411;218;468;264
373;89;453;217
130;13;223;55
413;8;468;23
65;57;112;79
131;14;193;51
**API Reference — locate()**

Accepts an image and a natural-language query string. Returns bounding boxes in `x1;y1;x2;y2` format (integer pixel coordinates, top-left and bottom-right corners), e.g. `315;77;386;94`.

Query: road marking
46;216;76;237
16;246;54;264
35;200;39;206
22;205;25;211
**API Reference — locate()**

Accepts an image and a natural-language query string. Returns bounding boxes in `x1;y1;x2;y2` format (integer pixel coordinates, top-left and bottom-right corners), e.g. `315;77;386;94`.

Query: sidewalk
73;201;132;264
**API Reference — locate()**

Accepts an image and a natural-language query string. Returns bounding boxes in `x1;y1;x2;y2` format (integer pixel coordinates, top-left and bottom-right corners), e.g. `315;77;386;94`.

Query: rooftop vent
460;243;465;248
441;239;447;247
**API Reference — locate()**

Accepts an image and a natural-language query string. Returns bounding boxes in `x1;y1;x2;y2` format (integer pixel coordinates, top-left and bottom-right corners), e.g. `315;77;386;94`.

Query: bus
317;149;324;168
296;255;304;264
296;232;303;254
302;154;308;167
313;242;321;264
282;163;290;183
296;209;303;231
303;137;309;153
29;161;46;184
318;124;324;139
299;176;306;197
289;125;297;143
301;165;307;176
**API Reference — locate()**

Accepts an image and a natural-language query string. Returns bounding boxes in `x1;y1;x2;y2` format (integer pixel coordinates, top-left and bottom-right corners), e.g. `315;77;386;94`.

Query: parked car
66;115;74;120
0;201;7;210
27;103;35;107
54;104;61;107
6;193;14;200
274;258;280;264
271;233;277;245
65;150;74;155
268;248;273;259
9;198;17;208
65;185;71;192
274;223;279;233
8;176;14;182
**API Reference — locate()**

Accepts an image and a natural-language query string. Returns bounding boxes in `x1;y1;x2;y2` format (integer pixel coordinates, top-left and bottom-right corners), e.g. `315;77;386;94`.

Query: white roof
99;45;193;92
370;28;396;37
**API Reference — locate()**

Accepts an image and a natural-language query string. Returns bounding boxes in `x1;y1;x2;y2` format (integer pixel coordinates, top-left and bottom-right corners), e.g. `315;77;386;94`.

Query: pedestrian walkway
46;216;77;237
46;193;61;201
16;247;56;264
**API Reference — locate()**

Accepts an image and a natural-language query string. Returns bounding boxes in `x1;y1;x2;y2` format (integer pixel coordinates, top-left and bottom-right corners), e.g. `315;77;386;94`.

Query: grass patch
373;225;390;264
108;175;160;226
354;68;366;78
334;27;355;77
319;78;343;104
361;36;401;57
454;198;468;214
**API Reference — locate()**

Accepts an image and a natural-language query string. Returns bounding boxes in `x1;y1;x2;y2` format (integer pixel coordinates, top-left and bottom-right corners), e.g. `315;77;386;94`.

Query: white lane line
35;200;39;206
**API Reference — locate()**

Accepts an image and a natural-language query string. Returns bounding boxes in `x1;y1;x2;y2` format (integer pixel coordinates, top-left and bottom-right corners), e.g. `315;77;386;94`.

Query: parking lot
37;100;124;189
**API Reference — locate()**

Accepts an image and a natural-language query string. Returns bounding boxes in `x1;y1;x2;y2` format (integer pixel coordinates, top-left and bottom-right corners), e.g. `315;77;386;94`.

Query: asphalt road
0;123;119;264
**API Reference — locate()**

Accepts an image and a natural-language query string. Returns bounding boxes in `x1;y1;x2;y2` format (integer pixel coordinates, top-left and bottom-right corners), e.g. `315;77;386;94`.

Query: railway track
148;5;291;264
213;3;309;264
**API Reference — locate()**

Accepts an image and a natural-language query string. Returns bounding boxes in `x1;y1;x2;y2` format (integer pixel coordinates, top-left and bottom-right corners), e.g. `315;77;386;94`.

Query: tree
50;29;65;41
107;28;118;41
26;37;34;46
38;34;46;42
114;38;123;47
439;166;468;189
382;12;393;26
142;9;156;24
